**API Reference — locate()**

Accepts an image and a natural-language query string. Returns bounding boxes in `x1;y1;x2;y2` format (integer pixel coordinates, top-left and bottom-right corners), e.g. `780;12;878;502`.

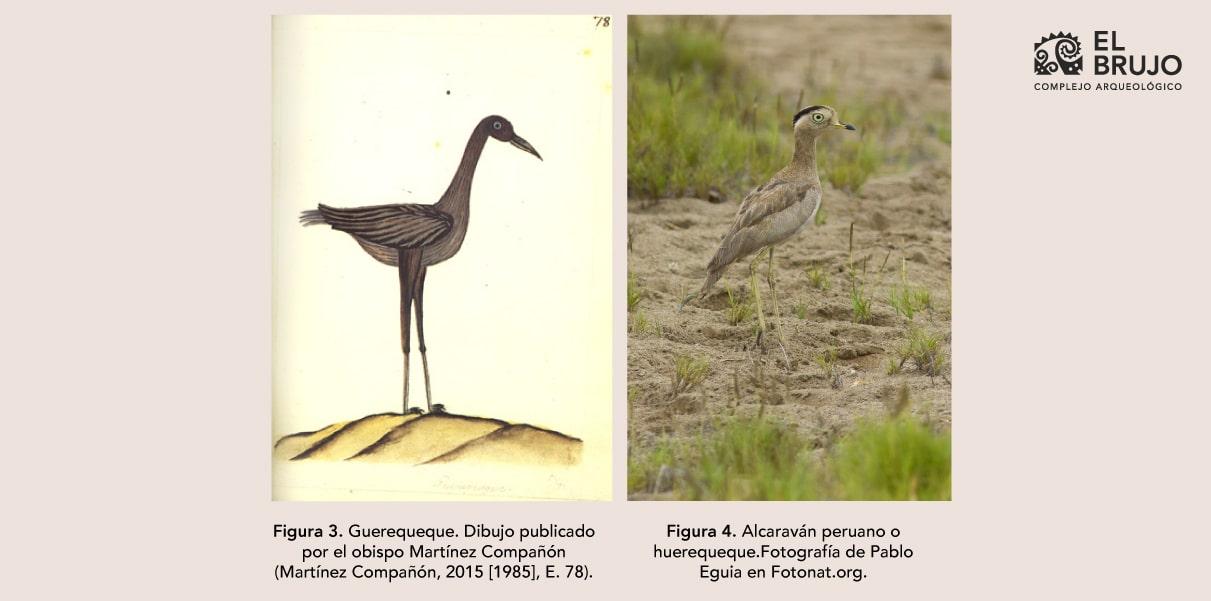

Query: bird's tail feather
299;209;327;226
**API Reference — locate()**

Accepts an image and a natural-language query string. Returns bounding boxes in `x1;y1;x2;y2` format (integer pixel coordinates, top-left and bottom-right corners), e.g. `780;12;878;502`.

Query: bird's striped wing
732;179;810;231
704;178;812;274
316;203;453;248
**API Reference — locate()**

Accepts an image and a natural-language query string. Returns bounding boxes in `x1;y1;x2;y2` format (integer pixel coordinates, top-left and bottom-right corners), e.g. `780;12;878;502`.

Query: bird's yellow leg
748;253;767;345
768;246;776;292
764;246;791;369
767;246;779;318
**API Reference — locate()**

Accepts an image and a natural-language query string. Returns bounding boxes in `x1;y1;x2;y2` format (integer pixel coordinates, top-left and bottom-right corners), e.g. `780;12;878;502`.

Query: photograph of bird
626;16;951;502
691;105;855;302
300;115;542;415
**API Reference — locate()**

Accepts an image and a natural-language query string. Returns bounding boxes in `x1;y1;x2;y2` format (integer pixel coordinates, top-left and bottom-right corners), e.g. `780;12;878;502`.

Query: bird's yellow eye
811;112;825;123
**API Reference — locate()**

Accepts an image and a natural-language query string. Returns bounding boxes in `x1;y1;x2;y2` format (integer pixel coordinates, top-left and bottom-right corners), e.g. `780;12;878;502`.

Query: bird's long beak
835;122;857;131
510;135;543;161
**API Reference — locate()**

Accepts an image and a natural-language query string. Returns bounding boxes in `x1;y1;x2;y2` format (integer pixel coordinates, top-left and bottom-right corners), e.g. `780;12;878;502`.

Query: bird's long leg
766;246;779;326
762;246;791;369
414;265;440;413
768;246;775;292
748;253;767;348
398;249;423;415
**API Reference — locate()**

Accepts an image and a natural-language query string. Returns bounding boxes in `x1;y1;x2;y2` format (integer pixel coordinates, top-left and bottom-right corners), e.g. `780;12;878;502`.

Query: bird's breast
803;187;823;225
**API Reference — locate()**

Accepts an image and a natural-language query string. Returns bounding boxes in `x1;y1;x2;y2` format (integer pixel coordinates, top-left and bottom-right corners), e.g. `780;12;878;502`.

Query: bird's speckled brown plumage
694;105;854;299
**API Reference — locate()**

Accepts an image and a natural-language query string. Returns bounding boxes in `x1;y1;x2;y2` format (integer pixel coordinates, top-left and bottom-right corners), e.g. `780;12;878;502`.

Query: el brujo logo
1032;30;1183;92
1033;30;1182;76
1035;32;1083;75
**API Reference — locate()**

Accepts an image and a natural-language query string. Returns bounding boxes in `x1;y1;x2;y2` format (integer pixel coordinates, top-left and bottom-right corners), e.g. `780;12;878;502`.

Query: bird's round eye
493;122;502;130
812;112;825;123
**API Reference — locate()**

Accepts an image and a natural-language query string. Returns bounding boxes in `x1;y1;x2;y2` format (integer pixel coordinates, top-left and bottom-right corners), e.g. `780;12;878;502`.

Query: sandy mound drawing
274;413;582;466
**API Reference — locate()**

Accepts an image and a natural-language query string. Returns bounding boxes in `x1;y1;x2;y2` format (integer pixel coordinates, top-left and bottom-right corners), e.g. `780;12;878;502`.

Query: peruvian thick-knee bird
301;115;542;414
689;105;855;303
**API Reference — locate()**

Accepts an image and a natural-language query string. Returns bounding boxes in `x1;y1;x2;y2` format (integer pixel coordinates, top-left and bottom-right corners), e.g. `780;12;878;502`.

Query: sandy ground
275;412;583;466
628;16;951;484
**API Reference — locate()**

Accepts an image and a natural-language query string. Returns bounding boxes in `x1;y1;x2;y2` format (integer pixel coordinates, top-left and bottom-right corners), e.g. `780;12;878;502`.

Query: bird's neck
437;124;489;214
789;134;820;178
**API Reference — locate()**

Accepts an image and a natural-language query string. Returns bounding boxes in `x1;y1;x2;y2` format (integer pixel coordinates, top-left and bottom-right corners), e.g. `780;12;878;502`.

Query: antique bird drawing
683;105;855;354
301;115;542;414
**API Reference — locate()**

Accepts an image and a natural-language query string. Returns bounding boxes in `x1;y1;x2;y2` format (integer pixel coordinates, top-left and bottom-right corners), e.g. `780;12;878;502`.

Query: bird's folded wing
732;179;811;231
317;203;454;248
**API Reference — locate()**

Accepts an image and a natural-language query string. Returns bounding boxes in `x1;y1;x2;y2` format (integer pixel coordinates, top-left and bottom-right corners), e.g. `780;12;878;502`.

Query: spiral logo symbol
1034;32;1083;75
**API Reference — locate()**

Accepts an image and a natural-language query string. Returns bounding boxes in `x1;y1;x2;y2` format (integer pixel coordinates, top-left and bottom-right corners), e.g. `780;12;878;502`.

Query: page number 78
594;16;610;29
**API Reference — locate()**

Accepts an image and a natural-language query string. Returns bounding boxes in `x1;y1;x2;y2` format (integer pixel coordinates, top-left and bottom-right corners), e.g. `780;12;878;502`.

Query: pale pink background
3;0;1210;599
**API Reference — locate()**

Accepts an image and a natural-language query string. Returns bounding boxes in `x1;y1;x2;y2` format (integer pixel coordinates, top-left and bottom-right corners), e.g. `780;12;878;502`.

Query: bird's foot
405;407;425;415
430;403;447;414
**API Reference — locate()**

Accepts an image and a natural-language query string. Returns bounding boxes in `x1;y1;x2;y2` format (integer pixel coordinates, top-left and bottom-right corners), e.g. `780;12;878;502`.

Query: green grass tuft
850;284;873;324
671;354;710;397
628;19;787;199
805;264;831;291
724;285;754;325
887;259;933;320
832;417;951;500
821;138;882;193
629;415;950;500
845;223;874;324
936;123;951;145
814;348;839;387
631;310;660;335
689;418;819;500
896;326;948;376
888;286;932;319
793;302;809;320
885;356;903;375
627;438;682;494
927;111;952;145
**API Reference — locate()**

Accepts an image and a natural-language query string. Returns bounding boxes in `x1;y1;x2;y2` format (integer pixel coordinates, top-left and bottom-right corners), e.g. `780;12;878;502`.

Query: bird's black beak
510;135;542;161
836;122;857;131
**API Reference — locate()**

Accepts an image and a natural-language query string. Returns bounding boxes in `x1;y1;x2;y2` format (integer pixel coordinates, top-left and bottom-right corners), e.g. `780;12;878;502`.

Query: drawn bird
301;115;542;414
686;105;855;307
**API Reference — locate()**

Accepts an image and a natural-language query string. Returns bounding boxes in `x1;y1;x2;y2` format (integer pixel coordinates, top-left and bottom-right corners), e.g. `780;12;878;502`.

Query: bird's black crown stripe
792;105;827;125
